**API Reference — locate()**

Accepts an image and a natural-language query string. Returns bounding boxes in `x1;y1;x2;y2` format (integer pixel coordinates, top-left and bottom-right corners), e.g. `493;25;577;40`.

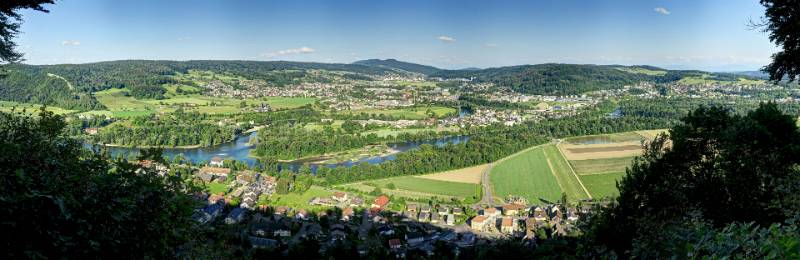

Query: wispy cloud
437;36;455;43
654;7;670;15
261;46;315;58
485;43;498;48
61;40;81;46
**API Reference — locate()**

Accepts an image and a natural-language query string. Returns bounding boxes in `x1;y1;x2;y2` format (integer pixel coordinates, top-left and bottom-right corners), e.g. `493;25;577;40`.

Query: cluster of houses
192;157;278;223
439;108;524;127
309;191;364;208
401;203;463;226
470;203;582;238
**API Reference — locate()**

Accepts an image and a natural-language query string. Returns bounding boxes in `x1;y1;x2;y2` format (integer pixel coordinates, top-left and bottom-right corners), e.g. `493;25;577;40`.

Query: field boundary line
556;142;593;199
544;158;566;192
577;171;627;176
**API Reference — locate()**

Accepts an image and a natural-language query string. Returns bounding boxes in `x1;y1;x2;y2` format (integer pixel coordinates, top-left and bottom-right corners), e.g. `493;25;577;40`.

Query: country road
476;162;495;207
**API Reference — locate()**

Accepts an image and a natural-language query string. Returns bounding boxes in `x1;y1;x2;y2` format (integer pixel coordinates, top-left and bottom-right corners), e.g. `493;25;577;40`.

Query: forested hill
0;60;768;110
432;64;651;95
0;60;394;110
353;58;442;75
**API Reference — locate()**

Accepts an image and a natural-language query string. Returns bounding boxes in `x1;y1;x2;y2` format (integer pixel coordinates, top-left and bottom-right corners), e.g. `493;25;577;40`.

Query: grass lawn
579;172;626;199
268;185;333;210
205;182;230;195
542;145;590;200
570;157;636;175
490;146;563;203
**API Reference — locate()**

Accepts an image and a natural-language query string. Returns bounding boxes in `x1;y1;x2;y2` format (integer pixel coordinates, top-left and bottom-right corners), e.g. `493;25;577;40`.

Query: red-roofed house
332;191;348;202
471;215;489;231
371;195;390;209
501;217;518;234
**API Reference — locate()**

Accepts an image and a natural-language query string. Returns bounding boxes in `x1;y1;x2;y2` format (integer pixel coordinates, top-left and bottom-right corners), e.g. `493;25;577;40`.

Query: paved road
476;163;495;208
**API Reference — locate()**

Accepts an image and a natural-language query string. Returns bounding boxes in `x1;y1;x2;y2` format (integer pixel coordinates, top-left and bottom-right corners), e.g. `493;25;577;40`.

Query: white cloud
485;43;498;48
61;40;81;46
654;7;670;15
261;47;315;58
437;36;455;43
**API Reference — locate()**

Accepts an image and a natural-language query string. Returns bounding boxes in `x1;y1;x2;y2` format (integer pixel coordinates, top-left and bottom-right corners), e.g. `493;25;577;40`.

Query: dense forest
433;64;651;95
254;123;458;160
93;110;241;147
353;58;441;75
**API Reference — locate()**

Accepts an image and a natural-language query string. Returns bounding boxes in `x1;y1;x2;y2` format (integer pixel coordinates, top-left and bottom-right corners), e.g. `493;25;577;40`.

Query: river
89;132;470;171
88;106;473;171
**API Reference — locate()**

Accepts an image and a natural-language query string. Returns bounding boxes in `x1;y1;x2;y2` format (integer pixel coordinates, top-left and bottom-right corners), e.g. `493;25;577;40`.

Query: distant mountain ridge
353;59;442;75
0;59;769;110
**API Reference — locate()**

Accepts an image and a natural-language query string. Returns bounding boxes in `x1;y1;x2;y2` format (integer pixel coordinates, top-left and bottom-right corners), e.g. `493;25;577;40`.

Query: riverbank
262;144;402;165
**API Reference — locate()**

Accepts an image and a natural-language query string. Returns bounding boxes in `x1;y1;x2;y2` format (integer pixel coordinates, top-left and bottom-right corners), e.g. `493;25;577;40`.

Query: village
137;157;589;257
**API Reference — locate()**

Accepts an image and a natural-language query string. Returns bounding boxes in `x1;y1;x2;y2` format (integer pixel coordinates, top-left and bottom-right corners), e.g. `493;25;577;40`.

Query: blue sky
17;0;775;71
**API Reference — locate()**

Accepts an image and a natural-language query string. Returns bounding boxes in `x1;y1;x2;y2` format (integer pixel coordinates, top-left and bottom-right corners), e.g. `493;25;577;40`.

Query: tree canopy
760;0;800;82
0;109;200;258
585;103;800;257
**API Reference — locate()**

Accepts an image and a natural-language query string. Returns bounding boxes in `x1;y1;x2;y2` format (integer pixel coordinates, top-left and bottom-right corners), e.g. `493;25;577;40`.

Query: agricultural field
559;130;661;199
93;87;317;117
343;106;457;119
338;175;480;201
416;164;487;184
635;129;668;140
578;172;626;198
0;101;77;115
542;145;591;200
489;145;585;203
570;157;636;175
